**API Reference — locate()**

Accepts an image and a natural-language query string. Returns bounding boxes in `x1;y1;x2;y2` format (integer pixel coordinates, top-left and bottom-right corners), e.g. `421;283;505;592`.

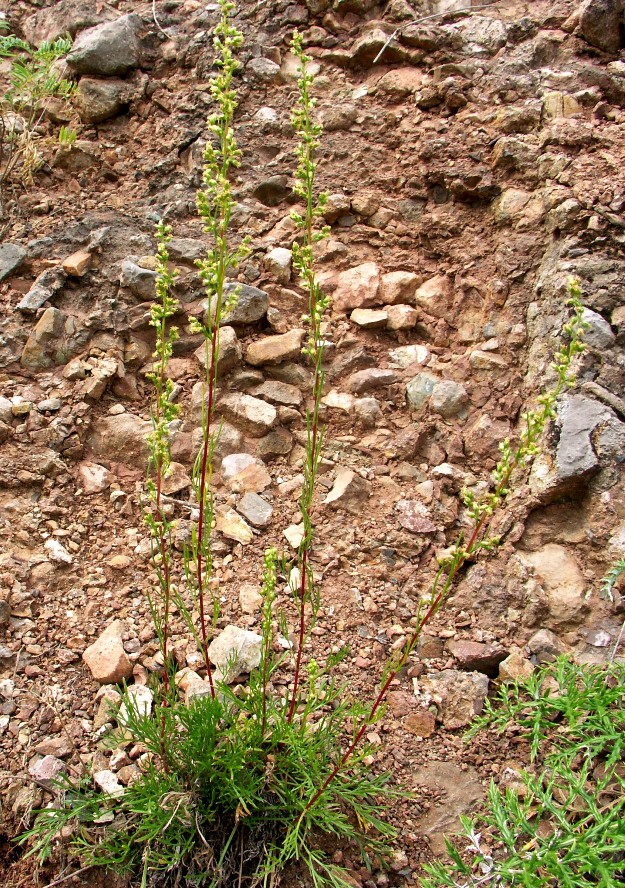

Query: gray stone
246;57;282;84
83;621;133;684
207;283;269;326
252;175;289;207
24;0;117;45
168;238;205;263
406;372;438;409
0;397;12;423
208;625;263;683
66;14;142;76
76;77;133;124
448;16;507;56
120;260;157;301
87;413;151;468
430;380;468;419
581;308;616;350
194;326;241;373
579;0;624;54
0;243;27;282
17;266;66;315
416;669;489;730
251;380;302;407
527;628;567;663
354;397;382;427
236;492;273;527
350;308;388;329
346;368;398;394
217;393;277;436
555;394;613;484
21;308;81;370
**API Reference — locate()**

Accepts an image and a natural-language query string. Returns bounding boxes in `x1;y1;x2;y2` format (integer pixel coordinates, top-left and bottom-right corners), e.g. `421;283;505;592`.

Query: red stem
301;500;495;815
195;324;219;699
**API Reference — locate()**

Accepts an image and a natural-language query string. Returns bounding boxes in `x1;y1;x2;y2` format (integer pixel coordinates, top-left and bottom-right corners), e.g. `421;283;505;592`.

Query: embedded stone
396;500;437;534
246;329;304;366
217;393;277;436
83;621;133;684
0;243;27;281
430;380;469;419
236;492;273;527
386;304;418;330
346;368;398;394
215;508;254;544
66;14;142;76
381;270;420;305
194;326;241;373
333;262;381;312
78;462;112;494
207;625;263;683
263;247;292;284
350;308;388;328
414;275;452;318
324;468;371;513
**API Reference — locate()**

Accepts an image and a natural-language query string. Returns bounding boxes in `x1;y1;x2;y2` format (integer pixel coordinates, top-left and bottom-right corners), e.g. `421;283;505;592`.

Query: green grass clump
0;23;75;211
422;657;625;888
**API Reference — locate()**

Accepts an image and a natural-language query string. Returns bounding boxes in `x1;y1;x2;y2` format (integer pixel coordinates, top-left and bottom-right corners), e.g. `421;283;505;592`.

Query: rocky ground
1;0;625;885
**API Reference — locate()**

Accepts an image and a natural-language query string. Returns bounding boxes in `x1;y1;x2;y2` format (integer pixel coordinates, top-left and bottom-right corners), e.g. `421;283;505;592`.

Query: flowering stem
301;279;587;814
286;33;330;724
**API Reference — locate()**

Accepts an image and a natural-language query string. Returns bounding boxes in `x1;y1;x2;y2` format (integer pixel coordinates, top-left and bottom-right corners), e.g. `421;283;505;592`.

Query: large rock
83;621;133;684
555;394;613;486
24;0;117;45
579;0;624;53
207;625;262;683
87;413;151;468
76;77;134;124
206;283;270;326
414;275;453;318
0;243;27;282
381;270;419;305
518;544;589;630
333;262;381;312
66;14;142;76
416;669;489;729
17;266;66;315
120;260;157;300
430;380;468;419
246;329;304;366
20;308;81;370
194;326;241;373
217;393;277;436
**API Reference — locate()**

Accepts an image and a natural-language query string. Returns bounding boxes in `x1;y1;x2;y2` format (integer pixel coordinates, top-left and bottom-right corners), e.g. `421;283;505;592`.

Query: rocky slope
1;0;624;885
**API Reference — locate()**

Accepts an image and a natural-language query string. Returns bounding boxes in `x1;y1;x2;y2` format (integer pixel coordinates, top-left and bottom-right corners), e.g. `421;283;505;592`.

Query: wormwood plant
20;3;589;885
421;657;625;888
0;24;74;214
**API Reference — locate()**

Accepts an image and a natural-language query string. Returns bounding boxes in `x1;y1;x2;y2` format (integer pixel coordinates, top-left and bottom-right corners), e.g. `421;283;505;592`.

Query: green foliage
0;27;75;202
601;557;625;602
19;5;594;887
22;660;398;887
422;658;625;888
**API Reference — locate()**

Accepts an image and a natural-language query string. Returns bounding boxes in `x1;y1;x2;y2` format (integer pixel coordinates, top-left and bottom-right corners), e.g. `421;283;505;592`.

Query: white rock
44;538;73;565
94;769;125;798
208;625;263;683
